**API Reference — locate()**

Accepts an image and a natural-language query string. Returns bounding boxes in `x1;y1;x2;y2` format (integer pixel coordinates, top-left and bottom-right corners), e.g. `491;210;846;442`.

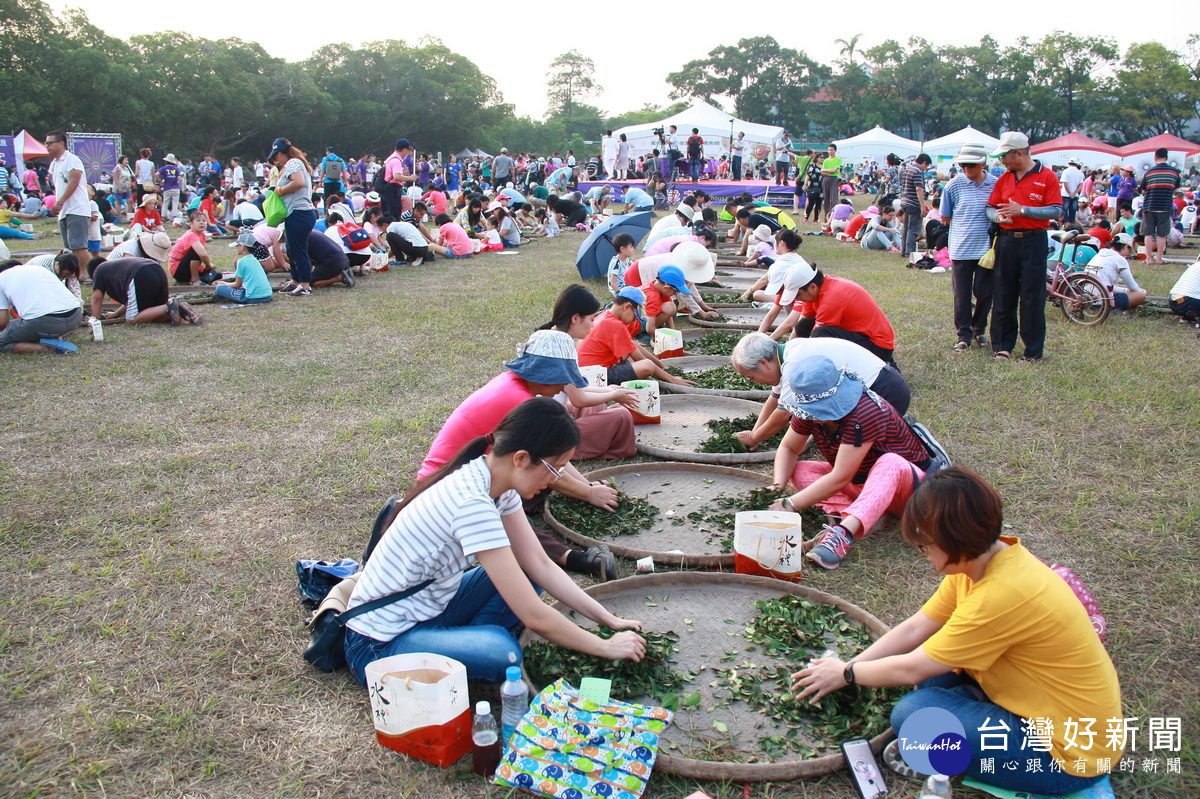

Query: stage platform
576;178;800;207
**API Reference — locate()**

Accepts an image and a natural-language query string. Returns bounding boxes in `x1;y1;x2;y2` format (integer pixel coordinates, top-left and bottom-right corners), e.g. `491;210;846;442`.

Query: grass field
0;208;1197;798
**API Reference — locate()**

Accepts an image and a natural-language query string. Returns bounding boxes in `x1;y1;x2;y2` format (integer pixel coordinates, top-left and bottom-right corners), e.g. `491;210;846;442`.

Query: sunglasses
540;458;565;482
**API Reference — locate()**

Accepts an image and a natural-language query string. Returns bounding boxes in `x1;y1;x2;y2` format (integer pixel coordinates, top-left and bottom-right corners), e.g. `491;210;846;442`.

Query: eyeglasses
44;139;63;145
540;458;565;483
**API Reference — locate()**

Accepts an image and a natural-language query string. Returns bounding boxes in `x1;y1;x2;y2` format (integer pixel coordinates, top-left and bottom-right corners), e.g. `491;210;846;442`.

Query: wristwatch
844;662;857;686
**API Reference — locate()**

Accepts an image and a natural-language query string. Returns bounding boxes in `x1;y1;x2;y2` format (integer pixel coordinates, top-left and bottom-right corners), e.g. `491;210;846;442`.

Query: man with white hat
941;143;998;352
986;131;1063;362
1060;158;1085;224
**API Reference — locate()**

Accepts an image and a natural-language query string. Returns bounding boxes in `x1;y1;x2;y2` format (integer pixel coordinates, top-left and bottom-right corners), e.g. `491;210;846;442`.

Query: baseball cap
268;137;290;160
1112;232;1134;247
616;286;645;305
395;138;412;151
675;204;694;221
656;265;691;295
991;131;1030;157
777;259;819;306
1120;164;1135;172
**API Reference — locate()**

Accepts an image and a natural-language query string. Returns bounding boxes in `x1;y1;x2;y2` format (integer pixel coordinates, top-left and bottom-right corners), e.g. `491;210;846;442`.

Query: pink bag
1050;563;1107;642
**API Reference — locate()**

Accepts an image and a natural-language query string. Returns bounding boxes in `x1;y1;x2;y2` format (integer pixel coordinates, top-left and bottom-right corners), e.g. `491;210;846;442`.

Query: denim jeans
214;285;272;303
344;566;533;686
891;673;1105;795
901;203;922;255
731;156;742;181
283;208;317;283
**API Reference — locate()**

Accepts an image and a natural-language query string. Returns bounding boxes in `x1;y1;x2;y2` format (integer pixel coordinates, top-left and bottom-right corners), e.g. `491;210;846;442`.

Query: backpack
324;158;343;181
373;157;397;194
687;136;702;158
337;222;372;251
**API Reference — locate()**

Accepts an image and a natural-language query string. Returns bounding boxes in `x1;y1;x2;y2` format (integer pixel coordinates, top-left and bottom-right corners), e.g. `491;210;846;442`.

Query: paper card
578;677;612;705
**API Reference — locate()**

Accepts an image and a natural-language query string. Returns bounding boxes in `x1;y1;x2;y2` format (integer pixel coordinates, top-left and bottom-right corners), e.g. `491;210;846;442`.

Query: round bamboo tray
635;394;773;464
657;355;770;401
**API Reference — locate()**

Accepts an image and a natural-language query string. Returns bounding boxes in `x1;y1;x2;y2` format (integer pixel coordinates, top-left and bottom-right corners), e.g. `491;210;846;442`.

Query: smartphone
841;737;888;798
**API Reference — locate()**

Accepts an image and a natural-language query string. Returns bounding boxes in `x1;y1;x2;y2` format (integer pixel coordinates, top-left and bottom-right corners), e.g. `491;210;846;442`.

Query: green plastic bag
263;190;286;226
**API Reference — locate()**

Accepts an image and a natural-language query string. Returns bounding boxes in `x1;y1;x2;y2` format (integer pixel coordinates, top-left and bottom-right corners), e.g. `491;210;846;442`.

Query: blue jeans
344;566;532;687
690;158;702;182
283;208;317;283
214;285;272;303
891;673;1105;795
0;226;35;240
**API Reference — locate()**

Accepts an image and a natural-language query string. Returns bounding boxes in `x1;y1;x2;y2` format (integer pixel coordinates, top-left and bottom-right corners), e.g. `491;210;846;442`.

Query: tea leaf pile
686;330;743;355
680;485;794;552
664;365;761;392
696;414;785;453
551;482;660;538
524;628;689;702
719;595;901;757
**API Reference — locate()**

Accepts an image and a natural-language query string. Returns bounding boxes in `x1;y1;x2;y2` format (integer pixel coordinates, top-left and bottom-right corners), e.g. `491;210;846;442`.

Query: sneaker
805;524;853;570
277;281;297;293
39;338;78;354
287;285;311;297
177;301;202;325
341;268;355;288
166;297;181;326
411;256;424;267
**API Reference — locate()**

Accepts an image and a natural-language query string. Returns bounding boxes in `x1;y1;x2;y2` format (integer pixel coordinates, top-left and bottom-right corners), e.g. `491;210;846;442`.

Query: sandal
994;351;1011;361
974;334;988;347
953;341;970;353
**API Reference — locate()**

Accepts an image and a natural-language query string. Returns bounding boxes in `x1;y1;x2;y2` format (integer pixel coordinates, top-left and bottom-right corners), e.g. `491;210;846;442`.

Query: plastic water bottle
920;774;953;798
500;666;529;745
471;701;500;777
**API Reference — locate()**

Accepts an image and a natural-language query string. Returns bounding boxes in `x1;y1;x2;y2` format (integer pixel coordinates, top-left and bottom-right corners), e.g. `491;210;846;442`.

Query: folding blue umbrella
574;211;654;280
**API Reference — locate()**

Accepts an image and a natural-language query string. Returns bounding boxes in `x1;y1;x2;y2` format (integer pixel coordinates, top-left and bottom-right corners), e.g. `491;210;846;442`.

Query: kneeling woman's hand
603;629;647;662
790;658;848;704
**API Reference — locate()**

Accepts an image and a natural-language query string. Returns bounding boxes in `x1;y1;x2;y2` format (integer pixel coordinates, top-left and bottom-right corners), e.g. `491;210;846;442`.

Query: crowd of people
4;125;1188;798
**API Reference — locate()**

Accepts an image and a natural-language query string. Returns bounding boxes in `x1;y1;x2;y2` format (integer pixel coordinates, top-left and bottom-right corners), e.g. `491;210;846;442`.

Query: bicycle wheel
1060;274;1111;326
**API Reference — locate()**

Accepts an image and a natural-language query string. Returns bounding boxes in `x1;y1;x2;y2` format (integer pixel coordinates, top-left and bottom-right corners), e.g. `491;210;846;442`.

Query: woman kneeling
792;467;1122;796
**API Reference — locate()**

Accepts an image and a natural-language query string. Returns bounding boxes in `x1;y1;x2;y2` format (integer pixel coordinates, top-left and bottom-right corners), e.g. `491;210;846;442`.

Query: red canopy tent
19;130;49;159
1119;133;1200;171
1029;131;1120;170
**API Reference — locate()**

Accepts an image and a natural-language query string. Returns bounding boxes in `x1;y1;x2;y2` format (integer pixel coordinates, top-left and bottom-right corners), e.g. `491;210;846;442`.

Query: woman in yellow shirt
0;196;38;240
793;467;1121;795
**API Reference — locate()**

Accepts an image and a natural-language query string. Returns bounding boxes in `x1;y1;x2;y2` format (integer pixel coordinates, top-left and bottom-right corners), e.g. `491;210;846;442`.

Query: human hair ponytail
539;284;600;331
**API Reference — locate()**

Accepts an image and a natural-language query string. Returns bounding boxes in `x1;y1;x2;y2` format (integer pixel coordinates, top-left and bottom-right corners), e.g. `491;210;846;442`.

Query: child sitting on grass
168;210;219;285
742;225;777;267
606;232;635;296
433;213;474;259
215;229;274;304
576;287;694;387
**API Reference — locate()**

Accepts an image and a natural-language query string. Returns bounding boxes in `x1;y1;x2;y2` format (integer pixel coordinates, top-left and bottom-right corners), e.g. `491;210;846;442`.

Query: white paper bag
653;328;684;358
365;652;472;767
733;510;803;582
621;379;660;424
579;365;608;388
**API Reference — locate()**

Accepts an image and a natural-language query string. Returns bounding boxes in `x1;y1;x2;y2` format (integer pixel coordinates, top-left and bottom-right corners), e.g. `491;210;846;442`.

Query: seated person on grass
766;355;930;570
860;205;903;251
794;467;1123;797
1089;232;1147;310
494;207;521;249
606;232;635;295
576;287;693;387
90;256;200;326
623;244;721;321
827;198;855;234
742;224;776;267
324;212;372;275
840;207;873;243
0;260;82;354
168;210;219;285
767;264;898;365
109;231;171;264
433;213;474;259
0;195;38;240
737;229;807;302
1114;205;1138;237
419;331;639;581
25;251;83;304
131;194;164;234
731;331;911;451
1167;255;1200;324
302;228;355;289
214;229;274;304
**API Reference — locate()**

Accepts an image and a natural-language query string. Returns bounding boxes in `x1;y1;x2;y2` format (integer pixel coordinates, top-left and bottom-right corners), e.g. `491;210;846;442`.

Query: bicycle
1045;230;1110;325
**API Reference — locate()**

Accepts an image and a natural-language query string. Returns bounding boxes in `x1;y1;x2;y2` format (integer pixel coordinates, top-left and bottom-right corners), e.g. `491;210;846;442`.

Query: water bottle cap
932;774;948;783
476;700;490;715
506;666;522;681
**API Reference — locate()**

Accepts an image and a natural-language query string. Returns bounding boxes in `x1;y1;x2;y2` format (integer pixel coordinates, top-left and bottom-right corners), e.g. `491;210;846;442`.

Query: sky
51;0;1197;121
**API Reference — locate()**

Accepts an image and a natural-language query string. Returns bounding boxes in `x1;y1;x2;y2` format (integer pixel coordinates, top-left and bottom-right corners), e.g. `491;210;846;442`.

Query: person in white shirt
0;261;83;353
230;158;245;190
342;397;646;686
1168;254;1200;324
1088;233;1146;310
1060;160;1085;223
45;131;91;268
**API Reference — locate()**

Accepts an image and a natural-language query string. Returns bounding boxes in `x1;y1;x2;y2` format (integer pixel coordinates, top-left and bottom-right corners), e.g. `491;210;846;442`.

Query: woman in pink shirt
433;213;473;258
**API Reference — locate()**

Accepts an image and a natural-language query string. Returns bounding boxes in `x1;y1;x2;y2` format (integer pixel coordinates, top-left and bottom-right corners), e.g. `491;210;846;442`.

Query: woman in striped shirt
344;398;645;685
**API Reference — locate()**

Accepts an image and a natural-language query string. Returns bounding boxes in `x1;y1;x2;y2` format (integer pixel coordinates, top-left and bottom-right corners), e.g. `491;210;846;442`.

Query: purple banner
67;134;121;184
0;136;16;170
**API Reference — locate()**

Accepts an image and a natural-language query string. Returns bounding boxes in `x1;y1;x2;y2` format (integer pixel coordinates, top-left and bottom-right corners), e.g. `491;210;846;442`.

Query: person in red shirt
841;209;871;242
634;264;691;337
1086;220;1113;249
985;132;1063;362
770;264;898;366
132;194;164;233
577;288;693;387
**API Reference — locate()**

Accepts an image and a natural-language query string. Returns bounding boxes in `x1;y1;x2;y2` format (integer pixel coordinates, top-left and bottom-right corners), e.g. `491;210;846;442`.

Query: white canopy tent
922;126;1001;159
612;101;784;163
832;126;921;165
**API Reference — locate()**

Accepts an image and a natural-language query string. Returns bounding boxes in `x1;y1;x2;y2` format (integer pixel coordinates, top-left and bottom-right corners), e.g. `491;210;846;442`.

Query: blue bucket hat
505;330;587;388
778;355;865;421
656;264;691;295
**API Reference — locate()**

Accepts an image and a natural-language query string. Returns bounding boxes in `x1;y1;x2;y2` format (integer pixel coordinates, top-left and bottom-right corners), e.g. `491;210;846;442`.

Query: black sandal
953;341;970;353
994;351;1011;361
974;334;988;347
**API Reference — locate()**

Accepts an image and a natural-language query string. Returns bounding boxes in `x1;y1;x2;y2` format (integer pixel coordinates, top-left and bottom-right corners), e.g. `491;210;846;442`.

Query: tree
1029;33;1118;132
666;37;828;136
1088;42;1200;140
835;34;863;65
546;50;600;119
